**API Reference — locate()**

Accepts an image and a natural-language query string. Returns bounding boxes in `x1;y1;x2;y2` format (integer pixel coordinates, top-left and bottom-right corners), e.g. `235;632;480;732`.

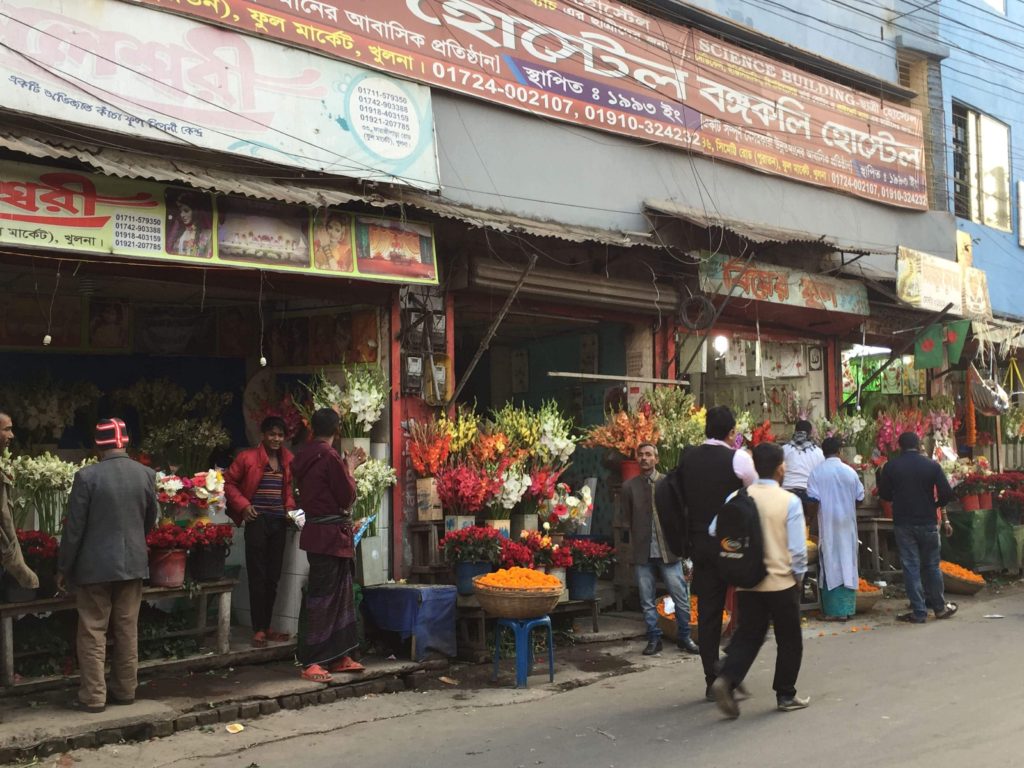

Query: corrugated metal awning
1;131;653;247
645;198;893;254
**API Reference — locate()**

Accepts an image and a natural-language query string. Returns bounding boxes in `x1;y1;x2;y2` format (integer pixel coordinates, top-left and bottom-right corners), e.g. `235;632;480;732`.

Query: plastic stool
492;616;554;688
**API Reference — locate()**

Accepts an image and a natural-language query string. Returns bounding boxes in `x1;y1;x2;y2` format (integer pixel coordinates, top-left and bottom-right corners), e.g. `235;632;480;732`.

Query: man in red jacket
224;416;297;647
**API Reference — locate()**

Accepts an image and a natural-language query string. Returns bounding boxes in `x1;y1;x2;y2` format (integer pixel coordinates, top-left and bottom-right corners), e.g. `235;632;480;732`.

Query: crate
416;477;443;521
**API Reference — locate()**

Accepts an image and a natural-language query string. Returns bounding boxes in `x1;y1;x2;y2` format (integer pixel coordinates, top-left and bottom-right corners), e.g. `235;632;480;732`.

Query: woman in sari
291;408;366;682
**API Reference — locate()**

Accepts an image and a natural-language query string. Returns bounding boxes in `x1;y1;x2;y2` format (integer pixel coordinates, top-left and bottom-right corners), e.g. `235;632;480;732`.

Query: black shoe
710;677;739;719
935;602;958;620
642;638;663;656
65;699;105;714
676;637;699;654
107;696;135;706
896;612;926;624
777;695;810;712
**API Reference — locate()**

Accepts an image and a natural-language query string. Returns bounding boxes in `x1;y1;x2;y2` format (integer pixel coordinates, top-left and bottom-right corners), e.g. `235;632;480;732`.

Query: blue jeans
894;524;946;618
636;559;691;642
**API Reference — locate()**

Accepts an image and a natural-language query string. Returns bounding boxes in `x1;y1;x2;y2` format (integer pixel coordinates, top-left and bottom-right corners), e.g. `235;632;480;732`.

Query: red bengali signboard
130;0;927;210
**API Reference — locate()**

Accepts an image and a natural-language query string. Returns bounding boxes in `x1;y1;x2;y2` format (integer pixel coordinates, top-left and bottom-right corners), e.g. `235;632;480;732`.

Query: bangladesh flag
915;324;945;369
945;320;971;364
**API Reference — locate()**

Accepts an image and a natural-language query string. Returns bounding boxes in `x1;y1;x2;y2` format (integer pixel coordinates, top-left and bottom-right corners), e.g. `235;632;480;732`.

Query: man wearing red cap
57;418;158;713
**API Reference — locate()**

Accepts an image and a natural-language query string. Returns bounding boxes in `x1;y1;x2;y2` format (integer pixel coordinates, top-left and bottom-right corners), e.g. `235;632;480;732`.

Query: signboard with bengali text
0;160;438;284
699;253;870;315
127;0;928;209
0;0;438;188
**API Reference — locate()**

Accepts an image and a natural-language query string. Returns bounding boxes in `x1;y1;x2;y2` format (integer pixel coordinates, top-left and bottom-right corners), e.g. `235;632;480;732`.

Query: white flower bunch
353;459;397;532
733;411;753;443
313;380;344;412
12;452;90;494
156;472;184;496
536;402;575;465
341;365;387;435
495;470;530;511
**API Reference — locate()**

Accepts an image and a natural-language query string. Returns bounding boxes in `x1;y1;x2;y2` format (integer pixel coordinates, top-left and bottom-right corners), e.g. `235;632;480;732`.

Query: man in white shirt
782;420;825;535
710;442;809;719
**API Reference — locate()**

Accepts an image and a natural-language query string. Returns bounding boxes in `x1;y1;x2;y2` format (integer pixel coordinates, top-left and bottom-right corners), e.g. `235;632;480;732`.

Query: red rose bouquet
146;524;194;551
188;522;234;550
549;544;574;569
499;538;534;569
567;539;616;576
439;526;502;565
16;530;58;568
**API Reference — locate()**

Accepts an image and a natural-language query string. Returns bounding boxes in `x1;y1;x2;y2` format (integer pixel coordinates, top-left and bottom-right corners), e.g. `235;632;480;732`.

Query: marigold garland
857;578;880;593
939;560;984;584
476;566;562;590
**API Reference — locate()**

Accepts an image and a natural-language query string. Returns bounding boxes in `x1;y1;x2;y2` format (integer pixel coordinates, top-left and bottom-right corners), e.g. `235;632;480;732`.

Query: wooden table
0;579;237;687
857;517;901;579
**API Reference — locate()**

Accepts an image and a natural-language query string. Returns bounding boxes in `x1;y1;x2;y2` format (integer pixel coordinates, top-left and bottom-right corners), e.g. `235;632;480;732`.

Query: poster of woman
313;210;354;273
165;188;214;259
88;299;130;350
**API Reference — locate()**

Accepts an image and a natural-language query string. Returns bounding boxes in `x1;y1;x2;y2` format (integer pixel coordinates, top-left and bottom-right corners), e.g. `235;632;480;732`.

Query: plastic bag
970;364;1009;416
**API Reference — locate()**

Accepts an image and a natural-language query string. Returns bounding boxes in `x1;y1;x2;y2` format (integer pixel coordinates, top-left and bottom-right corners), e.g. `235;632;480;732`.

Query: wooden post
1;616;13;687
216;590;231;654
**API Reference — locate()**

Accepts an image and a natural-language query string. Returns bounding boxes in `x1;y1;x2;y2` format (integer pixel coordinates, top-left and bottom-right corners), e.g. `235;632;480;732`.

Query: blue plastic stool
492;616;555;688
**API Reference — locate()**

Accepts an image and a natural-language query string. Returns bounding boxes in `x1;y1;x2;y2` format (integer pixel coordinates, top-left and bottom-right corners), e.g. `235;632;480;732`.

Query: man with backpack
709;442;809;719
656;405;755;700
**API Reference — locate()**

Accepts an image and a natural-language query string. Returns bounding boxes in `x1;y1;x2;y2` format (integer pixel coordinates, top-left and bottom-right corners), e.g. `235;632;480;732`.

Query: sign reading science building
0;161;439;285
131;0;928;210
0;0;439;189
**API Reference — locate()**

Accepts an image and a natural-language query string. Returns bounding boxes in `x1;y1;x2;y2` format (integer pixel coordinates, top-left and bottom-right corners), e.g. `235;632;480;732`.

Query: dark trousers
720;586;802;699
245;515;287;632
691;534;729;686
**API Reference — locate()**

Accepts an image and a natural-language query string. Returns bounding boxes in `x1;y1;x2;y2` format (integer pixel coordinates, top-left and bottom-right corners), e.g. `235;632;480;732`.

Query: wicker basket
943;572;984;596
854;590;882;614
473;577;562;619
655;596;700;640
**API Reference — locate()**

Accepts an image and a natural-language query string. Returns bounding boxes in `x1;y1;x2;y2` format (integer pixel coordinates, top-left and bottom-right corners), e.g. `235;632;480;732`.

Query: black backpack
715;489;768;588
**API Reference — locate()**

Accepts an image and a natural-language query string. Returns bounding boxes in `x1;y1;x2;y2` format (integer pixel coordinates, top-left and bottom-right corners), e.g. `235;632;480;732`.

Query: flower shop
0;157;451;684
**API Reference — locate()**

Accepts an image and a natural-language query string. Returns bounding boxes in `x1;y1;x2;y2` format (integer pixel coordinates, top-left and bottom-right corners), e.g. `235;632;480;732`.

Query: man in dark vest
657;405;756;700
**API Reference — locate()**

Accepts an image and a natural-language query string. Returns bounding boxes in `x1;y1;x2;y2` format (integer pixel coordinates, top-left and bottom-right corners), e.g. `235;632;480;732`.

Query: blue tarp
360;584;457;661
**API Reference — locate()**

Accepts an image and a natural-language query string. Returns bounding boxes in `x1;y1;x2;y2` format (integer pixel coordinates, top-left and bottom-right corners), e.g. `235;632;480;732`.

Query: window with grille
951;102;1011;231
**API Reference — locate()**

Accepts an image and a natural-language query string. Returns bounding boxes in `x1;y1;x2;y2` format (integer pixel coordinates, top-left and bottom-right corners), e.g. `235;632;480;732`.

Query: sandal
329;656;365;674
251;631;268;648
266;630;291;642
300;664;333;683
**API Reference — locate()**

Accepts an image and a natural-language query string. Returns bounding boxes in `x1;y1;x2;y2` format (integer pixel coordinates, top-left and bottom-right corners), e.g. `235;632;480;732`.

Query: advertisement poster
0;0;439;188
0;160;439;285
135;0;927;209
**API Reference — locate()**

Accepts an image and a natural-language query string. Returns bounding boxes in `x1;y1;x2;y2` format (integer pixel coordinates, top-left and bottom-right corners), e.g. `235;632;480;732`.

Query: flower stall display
353;458;397;537
926;397;957;447
1003;406;1024;443
0;377;99;452
817;412;872;457
565;539;615;600
145;523;193;588
7;530;59;601
9;453;95;534
473;566;564;619
582;405;660;462
476;566;562;590
535;401;576;467
155;469;226;521
939;560;985;595
749;420;778;447
409;417;452;521
875;408;930;458
435;464;496;518
339;364;387;438
490;402;540;463
646;388;705;470
520;530;554;567
186;522;234;581
485;464;530;533
438;405;479;463
439;526;502;595
143;420;230;477
498;537;534;569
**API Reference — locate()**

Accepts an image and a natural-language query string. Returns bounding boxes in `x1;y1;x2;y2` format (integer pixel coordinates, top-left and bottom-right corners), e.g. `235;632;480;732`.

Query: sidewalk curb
0;660;447;765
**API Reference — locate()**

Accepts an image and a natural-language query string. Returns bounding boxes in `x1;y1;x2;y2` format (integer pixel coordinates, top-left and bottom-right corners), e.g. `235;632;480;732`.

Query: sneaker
642;638;663;656
777;695;810;712
935;602;958;620
896;612;926;624
710;677;739;719
676;637;699;654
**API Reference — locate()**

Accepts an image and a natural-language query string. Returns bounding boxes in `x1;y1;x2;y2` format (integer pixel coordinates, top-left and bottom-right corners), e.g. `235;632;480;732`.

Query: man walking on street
806;437;864;620
657;405;756;700
225;416;298;647
0;411;38;593
57;418;158;713
877;431;957;624
711;442;809;719
622;442;698;656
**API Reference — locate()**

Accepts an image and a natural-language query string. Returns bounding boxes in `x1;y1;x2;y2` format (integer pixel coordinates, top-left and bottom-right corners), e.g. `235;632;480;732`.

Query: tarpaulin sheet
361;585;457;661
943;510;1024;570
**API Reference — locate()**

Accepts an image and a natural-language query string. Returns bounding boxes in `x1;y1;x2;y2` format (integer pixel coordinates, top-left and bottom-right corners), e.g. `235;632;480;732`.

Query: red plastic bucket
149;548;187;588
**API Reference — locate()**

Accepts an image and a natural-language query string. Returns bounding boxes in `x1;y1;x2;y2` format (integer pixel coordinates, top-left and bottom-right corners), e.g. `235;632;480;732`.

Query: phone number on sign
430;63;697;144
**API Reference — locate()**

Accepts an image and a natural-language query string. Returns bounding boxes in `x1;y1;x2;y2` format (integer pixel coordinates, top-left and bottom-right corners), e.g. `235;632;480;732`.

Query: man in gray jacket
57;418;158;713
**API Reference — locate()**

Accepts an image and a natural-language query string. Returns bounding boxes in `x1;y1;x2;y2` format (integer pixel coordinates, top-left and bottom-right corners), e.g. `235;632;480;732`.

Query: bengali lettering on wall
129;0;928;210
0;0;438;188
0;160;439;284
699;253;869;315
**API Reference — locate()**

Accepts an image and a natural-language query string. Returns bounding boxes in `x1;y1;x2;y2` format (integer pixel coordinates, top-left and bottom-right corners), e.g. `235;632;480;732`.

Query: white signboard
896;246;963;315
0;0;439;189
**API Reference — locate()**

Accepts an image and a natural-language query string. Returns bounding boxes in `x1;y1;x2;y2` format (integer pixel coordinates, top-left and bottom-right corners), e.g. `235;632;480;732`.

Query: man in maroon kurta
291;408;365;682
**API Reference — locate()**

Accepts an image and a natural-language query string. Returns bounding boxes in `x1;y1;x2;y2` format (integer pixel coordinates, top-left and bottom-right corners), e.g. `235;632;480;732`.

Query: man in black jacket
877;431;957;624
656;405;755;699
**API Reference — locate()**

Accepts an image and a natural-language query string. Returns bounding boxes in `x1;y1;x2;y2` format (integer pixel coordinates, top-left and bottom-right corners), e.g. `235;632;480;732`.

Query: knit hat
95;418;130;449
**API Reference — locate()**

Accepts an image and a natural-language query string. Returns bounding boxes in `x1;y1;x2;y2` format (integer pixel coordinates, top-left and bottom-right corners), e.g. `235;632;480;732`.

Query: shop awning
645;199;896;254
1;131;654;248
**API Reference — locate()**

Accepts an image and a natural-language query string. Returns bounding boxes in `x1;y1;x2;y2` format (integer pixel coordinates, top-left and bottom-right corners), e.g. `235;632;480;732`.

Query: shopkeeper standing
225;416;297;648
782;420;825;534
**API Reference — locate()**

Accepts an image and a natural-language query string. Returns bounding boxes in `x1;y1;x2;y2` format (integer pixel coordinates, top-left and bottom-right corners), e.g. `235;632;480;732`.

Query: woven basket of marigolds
655;596;730;641
855;578;882;614
940;561;985;595
473;567;563;619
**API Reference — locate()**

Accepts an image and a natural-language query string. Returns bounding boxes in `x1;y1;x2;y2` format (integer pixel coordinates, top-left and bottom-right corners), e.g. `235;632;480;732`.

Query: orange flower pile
476;566;562;590
582;409;660;456
857;578;880;593
656;596;728;625
939;560;984;584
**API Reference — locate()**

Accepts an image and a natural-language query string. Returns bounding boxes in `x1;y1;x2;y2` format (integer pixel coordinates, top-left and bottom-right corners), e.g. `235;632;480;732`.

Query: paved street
50;590;1023;768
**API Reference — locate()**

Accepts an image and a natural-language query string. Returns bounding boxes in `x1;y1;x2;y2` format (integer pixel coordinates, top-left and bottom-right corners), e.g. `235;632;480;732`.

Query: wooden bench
0;579;237;688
